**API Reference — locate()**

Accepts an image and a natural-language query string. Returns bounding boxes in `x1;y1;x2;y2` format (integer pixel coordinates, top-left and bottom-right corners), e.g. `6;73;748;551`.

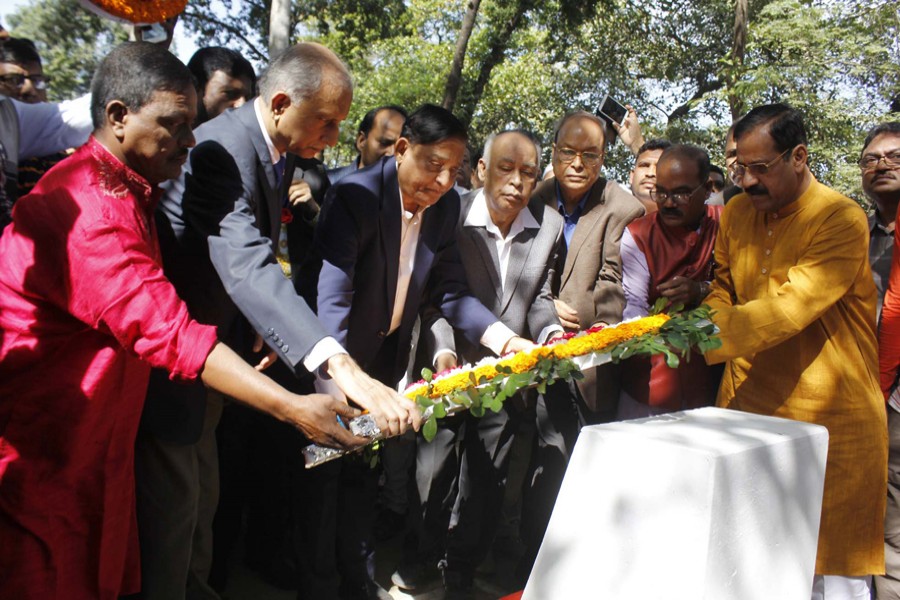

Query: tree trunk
456;0;528;125
269;0;291;57
727;0;749;121
442;0;482;111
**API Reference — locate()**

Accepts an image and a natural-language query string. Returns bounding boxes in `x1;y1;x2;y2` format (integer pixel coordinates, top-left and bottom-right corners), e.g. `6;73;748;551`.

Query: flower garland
78;0;186;24
404;314;670;401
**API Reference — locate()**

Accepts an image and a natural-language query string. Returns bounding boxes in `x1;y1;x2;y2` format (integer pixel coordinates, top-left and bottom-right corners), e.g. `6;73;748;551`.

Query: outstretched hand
326;353;423;437
285;393;369;450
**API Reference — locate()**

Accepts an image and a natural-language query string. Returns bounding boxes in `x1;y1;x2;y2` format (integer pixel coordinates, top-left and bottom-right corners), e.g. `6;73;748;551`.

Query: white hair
258;42;352;103
481;130;542;172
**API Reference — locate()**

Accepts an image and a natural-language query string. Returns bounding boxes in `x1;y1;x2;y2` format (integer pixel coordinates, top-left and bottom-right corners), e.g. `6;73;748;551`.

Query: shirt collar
88;136;160;212
554;180;589;217
870;208;895;235
465;188;539;238
254;97;280;165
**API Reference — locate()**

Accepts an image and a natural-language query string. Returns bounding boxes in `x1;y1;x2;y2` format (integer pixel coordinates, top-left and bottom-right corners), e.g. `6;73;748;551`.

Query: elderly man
0;41;363;600
706;103;886;600
311;104;533;598
186;46;256;126
619;144;723;419
391;129;563;597
140;43;419;600
531;111;644;418
864;122;900;599
628;138;672;214
328;104;407;184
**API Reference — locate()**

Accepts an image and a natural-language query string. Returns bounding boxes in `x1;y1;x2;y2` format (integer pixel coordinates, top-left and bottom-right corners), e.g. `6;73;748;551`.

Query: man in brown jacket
520;111;644;579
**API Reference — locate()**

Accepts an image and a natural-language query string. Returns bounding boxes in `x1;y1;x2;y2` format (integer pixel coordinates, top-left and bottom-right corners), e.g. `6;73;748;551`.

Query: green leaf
421;367;434;382
423;416;438;442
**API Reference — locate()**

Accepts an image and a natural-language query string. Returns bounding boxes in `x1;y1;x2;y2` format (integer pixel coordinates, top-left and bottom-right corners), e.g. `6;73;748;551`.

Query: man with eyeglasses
0;38;48;104
532;110;644;418
704;103;887;600
618;144;723;419
866;121;900;599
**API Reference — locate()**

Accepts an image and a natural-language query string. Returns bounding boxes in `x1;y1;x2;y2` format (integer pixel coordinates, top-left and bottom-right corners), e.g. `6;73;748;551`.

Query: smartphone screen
598;95;627;126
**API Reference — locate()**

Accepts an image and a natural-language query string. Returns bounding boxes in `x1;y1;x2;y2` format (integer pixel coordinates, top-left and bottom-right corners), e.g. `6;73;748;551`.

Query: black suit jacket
309;156;497;386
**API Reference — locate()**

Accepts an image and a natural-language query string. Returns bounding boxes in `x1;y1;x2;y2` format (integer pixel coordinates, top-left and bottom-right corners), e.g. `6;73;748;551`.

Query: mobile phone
139;23;168;44
597;95;628;127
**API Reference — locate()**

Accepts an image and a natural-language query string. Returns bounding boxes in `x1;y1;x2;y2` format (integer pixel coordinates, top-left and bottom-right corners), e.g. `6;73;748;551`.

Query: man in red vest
618;143;724;419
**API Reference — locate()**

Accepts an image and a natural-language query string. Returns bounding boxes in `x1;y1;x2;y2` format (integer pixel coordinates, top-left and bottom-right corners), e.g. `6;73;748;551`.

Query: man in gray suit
394;130;564;599
138;43;420;600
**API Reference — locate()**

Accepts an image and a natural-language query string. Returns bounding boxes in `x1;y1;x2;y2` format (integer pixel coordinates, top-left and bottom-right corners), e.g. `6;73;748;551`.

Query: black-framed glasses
649;181;707;206
732;147;793;182
859;151;900;171
0;73;50;91
554;145;603;167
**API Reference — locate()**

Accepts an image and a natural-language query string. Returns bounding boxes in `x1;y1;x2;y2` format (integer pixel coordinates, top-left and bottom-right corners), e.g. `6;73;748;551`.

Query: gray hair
481;129;542;173
258;42;352;104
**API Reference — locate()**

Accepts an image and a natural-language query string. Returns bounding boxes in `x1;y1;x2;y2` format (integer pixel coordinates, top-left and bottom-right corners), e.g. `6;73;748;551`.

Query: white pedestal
523;407;828;600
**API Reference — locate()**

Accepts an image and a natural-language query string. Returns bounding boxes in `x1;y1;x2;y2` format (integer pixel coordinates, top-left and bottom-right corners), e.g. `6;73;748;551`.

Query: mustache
745;184;768;196
660;207;682;217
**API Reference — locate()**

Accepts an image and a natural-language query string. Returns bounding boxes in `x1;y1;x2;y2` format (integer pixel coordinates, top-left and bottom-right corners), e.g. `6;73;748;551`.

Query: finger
331;399;363;420
254;351;277;371
253;333;263;353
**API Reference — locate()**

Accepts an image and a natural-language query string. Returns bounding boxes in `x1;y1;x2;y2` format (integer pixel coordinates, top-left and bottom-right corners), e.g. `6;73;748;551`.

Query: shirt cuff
432;349;458;368
302;336;346;375
537;324;564;345
481;321;518;356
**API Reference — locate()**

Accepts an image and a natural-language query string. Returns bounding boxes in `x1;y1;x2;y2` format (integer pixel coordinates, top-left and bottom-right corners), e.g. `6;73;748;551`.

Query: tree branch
182;8;269;63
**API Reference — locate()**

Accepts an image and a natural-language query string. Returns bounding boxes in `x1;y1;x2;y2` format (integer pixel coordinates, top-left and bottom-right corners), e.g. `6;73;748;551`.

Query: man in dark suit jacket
310;105;534;599
392;129;564;598
137;43;419;600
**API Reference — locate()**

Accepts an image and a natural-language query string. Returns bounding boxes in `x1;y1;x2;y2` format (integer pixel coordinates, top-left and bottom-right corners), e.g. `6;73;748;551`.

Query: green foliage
7;0;129;101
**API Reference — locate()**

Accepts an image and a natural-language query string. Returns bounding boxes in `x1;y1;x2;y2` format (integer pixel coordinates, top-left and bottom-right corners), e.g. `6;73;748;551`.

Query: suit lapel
561;179;606;288
464;226;503;305
381;160;401;320
501;225;538;313
237;102;282;241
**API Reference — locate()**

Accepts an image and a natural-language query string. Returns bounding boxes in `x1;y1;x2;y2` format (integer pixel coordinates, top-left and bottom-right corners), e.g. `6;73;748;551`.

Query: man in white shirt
391;129;564;599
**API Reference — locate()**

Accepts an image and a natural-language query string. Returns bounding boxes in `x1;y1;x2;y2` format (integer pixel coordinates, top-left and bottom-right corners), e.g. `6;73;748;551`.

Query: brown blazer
533;176;644;415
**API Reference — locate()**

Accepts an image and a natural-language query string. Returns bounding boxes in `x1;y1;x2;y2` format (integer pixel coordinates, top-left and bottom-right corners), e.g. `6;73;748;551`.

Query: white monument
523;407;828;600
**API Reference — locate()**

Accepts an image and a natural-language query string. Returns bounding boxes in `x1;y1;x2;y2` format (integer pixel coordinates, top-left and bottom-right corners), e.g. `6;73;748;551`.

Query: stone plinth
523;407;828;600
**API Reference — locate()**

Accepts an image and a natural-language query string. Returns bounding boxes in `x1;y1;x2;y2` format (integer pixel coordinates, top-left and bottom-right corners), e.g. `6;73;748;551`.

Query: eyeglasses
731;147;793;182
555;146;603;167
649;182;707;206
0;73;50;91
859;151;900;171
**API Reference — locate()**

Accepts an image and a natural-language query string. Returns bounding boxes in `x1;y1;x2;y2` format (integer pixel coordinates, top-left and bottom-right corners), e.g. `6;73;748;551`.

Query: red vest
621;205;724;411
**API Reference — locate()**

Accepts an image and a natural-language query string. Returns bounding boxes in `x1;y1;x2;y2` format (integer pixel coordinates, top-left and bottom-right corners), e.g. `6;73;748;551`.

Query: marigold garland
78;0;186;24
403;314;671;401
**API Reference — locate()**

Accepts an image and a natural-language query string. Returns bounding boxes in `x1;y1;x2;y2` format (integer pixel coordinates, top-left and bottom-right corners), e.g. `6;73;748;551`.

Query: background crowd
0;7;899;600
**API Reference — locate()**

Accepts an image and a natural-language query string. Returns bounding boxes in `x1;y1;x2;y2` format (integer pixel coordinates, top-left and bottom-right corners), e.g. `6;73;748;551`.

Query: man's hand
612;105;645;156
326;353;422;437
502;336;538;355
435;352;458;373
252;333;277;371
554;298;581;330
283;393;369;450
657;276;705;308
288;180;320;214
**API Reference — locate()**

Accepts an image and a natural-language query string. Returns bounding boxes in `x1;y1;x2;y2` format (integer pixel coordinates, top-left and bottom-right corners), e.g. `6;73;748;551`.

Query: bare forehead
864;132;900;154
557;116;604;147
415;138;466;161
492;132;538;163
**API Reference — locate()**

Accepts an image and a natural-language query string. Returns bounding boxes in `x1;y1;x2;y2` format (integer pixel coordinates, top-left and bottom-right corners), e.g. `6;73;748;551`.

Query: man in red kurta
0;42;363;600
619;144;723;418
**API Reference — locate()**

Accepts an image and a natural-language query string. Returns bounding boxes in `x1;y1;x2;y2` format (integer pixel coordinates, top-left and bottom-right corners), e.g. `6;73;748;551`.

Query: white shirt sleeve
15;94;92;159
302;336;347;374
480;320;518;355
621;227;651;320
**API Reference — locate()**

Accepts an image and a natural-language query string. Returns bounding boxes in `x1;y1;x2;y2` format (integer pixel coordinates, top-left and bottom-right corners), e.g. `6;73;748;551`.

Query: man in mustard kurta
704;103;887;598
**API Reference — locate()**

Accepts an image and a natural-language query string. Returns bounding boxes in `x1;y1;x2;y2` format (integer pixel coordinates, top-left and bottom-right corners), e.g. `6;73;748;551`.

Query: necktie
273;155;286;189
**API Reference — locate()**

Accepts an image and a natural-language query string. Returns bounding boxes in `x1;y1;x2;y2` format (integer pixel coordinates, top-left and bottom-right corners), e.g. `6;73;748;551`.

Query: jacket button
282;344;289;353
267;328;275;336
